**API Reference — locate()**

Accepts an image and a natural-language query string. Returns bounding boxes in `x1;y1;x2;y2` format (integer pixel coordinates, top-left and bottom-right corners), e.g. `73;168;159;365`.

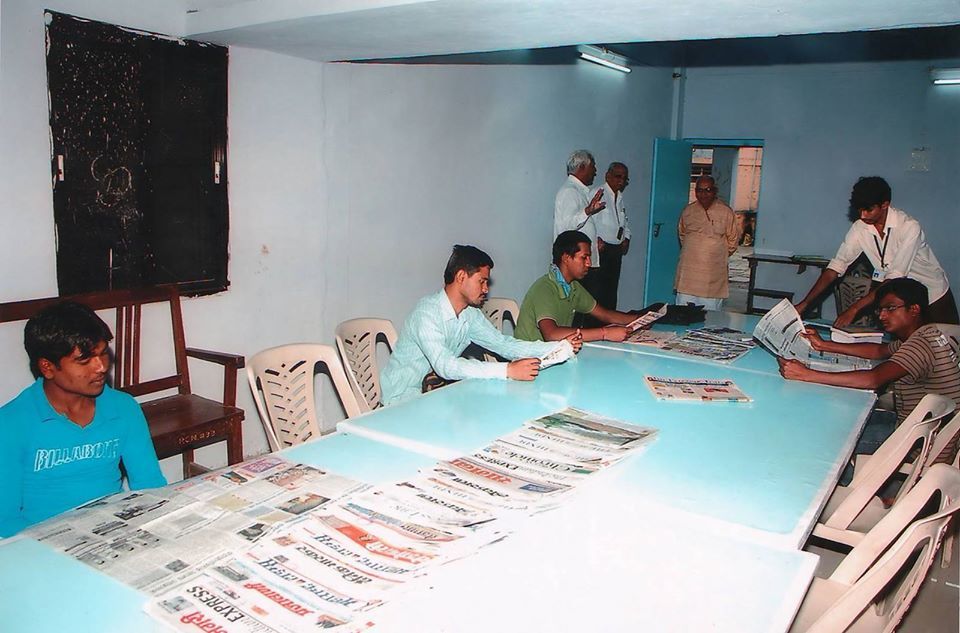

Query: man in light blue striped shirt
381;245;580;405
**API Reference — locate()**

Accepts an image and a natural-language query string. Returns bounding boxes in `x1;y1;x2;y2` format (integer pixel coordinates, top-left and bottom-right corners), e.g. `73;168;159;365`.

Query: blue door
643;138;693;305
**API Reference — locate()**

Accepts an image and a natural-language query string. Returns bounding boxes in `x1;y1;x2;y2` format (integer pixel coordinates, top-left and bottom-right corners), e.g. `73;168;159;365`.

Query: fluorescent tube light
579;45;631;74
931;68;960;85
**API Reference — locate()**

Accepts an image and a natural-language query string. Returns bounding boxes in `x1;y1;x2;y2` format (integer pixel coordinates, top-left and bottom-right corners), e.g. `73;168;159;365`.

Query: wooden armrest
185;347;245;406
185;347;245;369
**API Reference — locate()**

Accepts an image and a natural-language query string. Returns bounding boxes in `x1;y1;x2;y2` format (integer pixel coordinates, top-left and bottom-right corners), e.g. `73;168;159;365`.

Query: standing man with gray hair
592;162;631;310
554;150;606;325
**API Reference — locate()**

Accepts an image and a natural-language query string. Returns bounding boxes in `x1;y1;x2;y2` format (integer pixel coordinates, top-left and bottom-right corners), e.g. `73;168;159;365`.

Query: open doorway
688;142;764;312
643;137;764;309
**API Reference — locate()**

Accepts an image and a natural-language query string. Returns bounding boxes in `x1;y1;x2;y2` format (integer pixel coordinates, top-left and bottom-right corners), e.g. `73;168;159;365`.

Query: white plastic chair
481;297;520;333
247;343;362;452
812;394;955;547
792;464;960;633
335;318;398;413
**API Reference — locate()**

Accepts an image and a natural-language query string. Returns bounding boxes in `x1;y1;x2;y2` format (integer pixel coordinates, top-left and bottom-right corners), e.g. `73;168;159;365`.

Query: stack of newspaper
753;299;877;371
19;407;650;632
144;407;657;632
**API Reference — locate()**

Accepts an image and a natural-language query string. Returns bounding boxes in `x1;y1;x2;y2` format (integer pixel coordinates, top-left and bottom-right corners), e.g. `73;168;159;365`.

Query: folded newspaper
753;299;877;371
644;376;751;402
625;303;668;332
539;339;575;368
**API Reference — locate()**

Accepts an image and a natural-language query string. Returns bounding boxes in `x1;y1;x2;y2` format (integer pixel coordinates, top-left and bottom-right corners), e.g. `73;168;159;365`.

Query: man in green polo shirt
516;230;637;343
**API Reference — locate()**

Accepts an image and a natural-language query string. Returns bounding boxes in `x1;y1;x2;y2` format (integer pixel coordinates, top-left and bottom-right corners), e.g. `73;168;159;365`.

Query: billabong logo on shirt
33;439;120;472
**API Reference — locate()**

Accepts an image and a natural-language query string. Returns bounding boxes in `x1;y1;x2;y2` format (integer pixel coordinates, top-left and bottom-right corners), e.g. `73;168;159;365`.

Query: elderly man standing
554;149;606;324
592;162;631;310
674;175;740;310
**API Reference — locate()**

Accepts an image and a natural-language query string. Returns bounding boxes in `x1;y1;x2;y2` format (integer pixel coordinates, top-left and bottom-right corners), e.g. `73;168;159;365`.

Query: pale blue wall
682;59;960;315
320;62;674;329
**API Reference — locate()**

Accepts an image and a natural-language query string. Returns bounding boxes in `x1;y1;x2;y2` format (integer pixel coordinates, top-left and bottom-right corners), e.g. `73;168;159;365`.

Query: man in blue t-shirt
0;302;166;537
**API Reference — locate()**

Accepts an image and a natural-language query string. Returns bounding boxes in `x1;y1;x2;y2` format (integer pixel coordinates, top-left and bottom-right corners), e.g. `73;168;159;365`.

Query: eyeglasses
695;187;717;193
875;303;906;316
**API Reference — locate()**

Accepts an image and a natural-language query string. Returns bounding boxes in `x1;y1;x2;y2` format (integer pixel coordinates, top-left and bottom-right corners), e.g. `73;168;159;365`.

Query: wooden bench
0;285;245;479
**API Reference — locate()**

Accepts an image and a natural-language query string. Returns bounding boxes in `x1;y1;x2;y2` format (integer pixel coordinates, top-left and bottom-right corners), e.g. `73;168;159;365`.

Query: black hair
24;301;113;378
848;176;892;222
553;230;591;265
875;277;929;321
443;245;494;285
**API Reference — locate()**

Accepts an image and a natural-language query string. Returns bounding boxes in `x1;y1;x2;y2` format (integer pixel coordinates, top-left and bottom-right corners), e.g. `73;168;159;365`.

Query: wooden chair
247;343;362;450
0;285;245;479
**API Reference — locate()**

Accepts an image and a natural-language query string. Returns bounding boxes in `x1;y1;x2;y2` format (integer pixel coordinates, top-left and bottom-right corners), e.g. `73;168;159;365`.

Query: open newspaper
624;329;677;347
753;299;877;371
644;376;751;402
24;456;367;596
659;329;755;363
144;407;657;632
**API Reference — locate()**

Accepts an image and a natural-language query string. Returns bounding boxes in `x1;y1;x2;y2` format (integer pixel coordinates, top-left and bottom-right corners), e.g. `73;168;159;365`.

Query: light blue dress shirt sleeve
464;309;560;361
410;305;508;381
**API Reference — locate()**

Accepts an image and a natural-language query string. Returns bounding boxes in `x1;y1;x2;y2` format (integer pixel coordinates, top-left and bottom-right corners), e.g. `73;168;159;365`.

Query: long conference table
0;312;875;632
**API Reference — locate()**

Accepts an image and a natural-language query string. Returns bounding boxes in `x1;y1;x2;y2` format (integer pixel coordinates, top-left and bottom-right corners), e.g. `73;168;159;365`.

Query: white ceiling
177;0;960;62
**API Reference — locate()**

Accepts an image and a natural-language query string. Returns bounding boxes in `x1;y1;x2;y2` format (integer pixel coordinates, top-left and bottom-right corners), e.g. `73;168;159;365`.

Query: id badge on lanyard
872;229;892;282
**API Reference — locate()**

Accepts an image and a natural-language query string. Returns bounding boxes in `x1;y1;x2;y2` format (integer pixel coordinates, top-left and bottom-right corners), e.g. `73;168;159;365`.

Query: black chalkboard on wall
46;12;229;295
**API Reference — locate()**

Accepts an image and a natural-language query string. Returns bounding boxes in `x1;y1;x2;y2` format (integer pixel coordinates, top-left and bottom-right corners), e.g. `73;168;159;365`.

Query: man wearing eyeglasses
780;277;960;463
673;175;741;310
591;162;632;312
794;176;957;327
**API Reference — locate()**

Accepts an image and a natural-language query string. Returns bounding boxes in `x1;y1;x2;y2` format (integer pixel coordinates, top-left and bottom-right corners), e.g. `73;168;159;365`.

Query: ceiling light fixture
579;45;631;74
930;68;960;85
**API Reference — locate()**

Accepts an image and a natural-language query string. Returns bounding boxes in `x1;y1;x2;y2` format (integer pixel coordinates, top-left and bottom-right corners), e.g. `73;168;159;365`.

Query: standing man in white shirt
795;176;958;326
592;162;631;310
554;149;606;325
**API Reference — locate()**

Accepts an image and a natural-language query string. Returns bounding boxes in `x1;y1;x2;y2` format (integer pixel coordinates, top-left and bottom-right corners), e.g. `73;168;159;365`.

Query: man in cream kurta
674;176;740;310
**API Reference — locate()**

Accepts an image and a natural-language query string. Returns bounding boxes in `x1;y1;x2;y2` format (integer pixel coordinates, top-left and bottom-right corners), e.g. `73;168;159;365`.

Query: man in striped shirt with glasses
780;277;960;464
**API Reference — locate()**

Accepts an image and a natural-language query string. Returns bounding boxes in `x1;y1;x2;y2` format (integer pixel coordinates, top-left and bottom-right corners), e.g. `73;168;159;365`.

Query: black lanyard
873;228;892;268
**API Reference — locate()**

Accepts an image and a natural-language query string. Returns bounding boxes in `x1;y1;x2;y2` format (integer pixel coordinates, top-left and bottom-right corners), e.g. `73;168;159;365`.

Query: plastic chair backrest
933;323;960;359
481;297;520;333
246;343;362;451
832;394;955;520
806;464;960;633
833;275;874;327
335;318;398;413
923;409;960;471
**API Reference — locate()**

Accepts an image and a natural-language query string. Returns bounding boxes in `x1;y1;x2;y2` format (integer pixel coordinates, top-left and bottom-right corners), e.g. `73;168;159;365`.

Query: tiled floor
806;529;959;631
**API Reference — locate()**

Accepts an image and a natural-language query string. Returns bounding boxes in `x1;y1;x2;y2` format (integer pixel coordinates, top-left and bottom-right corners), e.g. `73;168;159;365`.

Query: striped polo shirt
888;324;960;461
